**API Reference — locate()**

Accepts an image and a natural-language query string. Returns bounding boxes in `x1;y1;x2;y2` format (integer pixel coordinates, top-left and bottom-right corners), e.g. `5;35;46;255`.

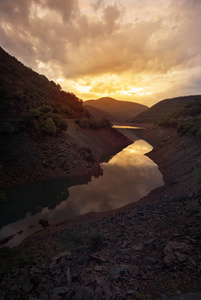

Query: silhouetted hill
0;46;91;136
131;95;201;123
84;97;148;122
84;104;119;123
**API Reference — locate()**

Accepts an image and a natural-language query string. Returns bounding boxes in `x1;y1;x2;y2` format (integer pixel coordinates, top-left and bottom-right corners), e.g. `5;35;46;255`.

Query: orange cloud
0;0;201;106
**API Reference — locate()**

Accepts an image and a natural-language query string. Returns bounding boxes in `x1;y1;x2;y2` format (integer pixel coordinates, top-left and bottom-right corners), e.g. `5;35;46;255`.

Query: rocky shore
1;128;201;299
0;121;132;188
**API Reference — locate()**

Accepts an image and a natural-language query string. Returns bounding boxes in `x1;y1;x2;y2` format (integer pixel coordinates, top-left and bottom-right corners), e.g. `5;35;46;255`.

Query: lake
0;127;163;247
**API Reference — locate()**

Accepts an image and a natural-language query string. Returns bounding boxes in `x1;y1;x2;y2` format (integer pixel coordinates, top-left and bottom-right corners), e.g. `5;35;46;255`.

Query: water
0;128;164;247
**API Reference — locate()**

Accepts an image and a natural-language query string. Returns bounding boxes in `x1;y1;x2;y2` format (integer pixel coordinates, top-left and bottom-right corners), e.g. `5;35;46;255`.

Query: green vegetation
132;95;201;124
132;291;150;300
87;227;105;251
0;247;36;276
156;99;201;137
61;228;105;252
61;231;84;250
0;46;90;137
0;47;113;137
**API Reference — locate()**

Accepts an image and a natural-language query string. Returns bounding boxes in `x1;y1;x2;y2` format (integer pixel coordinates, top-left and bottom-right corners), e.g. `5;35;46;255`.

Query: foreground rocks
1;189;201;299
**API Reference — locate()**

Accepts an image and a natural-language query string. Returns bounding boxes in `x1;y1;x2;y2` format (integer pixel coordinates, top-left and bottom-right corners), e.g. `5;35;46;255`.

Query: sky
0;0;201;107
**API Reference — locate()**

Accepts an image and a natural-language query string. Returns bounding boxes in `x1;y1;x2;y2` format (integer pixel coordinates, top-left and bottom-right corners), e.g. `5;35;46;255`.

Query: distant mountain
84;104;119;123
84;97;148;122
131;95;201;123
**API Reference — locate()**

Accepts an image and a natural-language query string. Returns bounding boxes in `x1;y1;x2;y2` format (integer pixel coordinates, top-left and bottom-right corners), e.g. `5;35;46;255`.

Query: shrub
62;231;83;250
57;119;68;131
39;104;53;114
29;108;41;118
196;128;201;138
87;228;105;251
45;118;57;136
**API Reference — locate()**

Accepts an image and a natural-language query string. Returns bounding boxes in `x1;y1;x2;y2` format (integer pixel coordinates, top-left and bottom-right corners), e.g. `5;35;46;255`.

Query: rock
103;285;113;300
66;268;72;286
75;286;93;300
175;252;188;263
50;295;62;300
39;219;49;227
143;238;156;246
164;241;191;255
22;281;33;292
95;265;103;272
52;287;69;296
169;292;201;299
132;244;144;251
110;265;129;276
163;241;191;266
90;254;106;263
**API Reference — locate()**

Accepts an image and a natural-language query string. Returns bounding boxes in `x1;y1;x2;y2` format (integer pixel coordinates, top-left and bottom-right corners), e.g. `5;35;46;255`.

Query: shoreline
18;127;201;248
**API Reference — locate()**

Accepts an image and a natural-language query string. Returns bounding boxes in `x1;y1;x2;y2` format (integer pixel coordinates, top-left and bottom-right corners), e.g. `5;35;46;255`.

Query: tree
45;118;56;136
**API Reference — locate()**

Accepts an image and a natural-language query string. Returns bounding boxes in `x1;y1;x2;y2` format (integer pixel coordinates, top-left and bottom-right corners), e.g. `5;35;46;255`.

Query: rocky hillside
131;95;201;124
0;47;132;187
84;97;148;122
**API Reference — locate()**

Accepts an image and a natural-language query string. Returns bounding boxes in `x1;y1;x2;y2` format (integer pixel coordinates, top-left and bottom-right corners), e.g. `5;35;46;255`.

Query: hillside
84;97;148;122
0;46;91;137
131;95;201;123
84;104;119;123
0;47;132;187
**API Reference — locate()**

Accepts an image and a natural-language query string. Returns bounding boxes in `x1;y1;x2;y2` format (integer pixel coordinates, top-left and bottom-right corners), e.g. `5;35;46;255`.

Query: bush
196;128;201;138
29;108;41;118
87;228;105;251
62;231;83;250
57;119;68;131
39;104;53;114
45;118;57;136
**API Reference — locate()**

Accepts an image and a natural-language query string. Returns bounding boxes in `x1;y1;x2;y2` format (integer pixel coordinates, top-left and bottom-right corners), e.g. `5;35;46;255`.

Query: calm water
0;128;163;247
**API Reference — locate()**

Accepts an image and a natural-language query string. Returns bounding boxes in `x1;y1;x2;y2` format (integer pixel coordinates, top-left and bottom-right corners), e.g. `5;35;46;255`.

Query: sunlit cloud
0;0;201;106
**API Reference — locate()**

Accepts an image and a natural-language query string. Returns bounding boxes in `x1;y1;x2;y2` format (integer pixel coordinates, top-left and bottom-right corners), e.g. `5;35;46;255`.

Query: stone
143;238;156;246
175;251;188;263
22;281;33;292
110;265;129;276
164;241;191;255
132;244;144;251
50;295;62;300
95;265;103;272
52;287;69;296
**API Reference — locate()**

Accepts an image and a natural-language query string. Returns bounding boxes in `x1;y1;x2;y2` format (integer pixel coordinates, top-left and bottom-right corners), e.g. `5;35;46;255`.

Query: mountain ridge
84;97;148;122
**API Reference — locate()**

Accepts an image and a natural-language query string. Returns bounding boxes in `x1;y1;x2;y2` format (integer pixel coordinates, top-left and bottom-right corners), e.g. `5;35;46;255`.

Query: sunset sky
0;0;201;106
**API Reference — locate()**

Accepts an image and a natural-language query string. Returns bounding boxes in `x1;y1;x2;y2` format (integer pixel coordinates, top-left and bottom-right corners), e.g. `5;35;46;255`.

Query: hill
131;95;201;123
0;47;132;187
0;46;90;136
84;104;119;123
84;97;148;122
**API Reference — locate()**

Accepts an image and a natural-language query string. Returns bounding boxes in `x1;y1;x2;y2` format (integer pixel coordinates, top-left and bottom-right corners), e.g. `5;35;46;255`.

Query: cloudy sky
0;0;201;106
